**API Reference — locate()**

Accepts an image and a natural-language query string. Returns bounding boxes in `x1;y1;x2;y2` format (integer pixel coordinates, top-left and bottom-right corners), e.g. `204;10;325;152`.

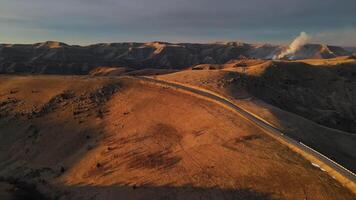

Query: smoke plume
275;32;311;59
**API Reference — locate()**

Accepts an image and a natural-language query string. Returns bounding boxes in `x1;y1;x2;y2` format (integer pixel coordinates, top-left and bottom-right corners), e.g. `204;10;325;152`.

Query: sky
0;0;355;46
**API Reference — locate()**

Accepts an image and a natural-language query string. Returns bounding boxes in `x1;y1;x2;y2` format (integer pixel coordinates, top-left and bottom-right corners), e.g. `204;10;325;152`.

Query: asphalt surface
134;76;356;187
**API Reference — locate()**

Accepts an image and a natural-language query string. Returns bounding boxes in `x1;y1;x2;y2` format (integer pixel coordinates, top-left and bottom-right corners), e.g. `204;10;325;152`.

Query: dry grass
156;58;356;172
0;75;354;199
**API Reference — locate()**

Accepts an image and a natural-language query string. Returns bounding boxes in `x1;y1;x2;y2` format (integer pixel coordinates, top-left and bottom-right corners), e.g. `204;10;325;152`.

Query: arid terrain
0;42;355;199
0;41;351;74
0;75;354;199
157;56;356;169
160;56;356;133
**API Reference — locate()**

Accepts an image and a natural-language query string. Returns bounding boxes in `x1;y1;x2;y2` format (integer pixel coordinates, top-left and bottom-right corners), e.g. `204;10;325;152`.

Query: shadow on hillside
222;63;356;172
0;74;353;199
1;179;274;200
57;184;274;200
0;77;275;200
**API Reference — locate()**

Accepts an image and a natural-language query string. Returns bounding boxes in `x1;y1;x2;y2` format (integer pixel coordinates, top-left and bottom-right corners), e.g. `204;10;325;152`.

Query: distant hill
344;46;356;53
0;41;351;74
283;44;350;60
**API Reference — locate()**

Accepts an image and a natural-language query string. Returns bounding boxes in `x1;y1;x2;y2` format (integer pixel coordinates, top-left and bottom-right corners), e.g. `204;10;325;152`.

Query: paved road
133;76;356;190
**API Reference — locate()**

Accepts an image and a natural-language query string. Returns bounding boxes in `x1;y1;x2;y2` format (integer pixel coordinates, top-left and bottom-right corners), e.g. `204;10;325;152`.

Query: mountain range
0;41;352;74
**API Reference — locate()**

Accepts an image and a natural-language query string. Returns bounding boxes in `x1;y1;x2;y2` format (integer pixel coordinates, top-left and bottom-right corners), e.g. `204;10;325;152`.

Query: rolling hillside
0;75;354;199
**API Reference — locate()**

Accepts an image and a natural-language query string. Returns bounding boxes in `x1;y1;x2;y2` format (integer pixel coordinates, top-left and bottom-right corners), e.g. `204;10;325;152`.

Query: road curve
130;75;356;193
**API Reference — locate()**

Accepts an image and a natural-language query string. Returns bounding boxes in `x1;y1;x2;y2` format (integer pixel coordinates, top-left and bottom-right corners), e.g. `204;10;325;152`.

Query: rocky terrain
0;41;351;74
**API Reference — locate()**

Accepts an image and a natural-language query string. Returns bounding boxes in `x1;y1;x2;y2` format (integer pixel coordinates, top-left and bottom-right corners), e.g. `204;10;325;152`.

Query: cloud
311;28;356;47
0;0;355;45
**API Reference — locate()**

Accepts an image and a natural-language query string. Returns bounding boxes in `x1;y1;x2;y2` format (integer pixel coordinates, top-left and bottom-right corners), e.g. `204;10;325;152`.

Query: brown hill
157;57;356;172
163;57;356;134
0;75;354;199
89;66;131;76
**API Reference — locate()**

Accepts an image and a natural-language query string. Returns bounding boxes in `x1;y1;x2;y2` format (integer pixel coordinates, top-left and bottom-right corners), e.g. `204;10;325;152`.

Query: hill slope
0;75;354;199
160;58;356;133
157;58;356;172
